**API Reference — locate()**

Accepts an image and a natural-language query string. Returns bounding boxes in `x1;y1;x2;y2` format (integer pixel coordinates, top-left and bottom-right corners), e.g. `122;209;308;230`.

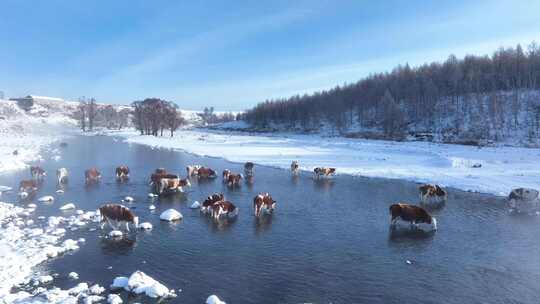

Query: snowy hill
0;99;77;173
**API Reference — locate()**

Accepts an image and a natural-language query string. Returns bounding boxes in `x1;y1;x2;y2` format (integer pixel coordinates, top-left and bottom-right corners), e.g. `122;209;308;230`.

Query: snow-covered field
117;128;540;196
0;99;76;173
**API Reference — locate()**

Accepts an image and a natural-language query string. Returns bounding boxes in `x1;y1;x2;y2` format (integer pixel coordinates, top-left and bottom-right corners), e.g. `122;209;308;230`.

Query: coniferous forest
242;43;540;145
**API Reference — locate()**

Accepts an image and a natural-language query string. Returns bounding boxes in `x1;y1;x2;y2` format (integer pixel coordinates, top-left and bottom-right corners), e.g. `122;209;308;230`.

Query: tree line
75;97;130;131
132;98;185;137
241;42;540;143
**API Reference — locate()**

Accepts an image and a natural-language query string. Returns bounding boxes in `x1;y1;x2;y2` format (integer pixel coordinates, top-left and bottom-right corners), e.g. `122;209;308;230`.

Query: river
1;134;539;304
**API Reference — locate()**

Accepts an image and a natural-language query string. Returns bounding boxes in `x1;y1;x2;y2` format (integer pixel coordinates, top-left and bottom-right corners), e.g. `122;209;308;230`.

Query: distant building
9;95;64;110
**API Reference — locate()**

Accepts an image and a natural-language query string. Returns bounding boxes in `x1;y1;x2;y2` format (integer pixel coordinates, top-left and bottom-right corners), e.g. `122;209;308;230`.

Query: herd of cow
18;162;540;234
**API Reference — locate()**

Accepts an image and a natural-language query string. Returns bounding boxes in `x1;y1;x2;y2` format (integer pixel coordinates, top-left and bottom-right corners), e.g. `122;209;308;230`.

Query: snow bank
160;209;182;221
0;202;99;302
0;98;76;174
115;129;540;196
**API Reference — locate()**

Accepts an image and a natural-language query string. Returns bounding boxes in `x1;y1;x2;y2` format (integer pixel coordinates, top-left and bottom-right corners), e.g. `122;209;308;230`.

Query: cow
30;166;46;179
419;184;447;206
115;165;130;180
57;168;68;184
156;177;191;194
201;193;225;214
85;168;101;183
186;165;202;177
98;204;139;231
197;167;217;179
210;200;238;220
253;193;276;217
222;169;231;182
291;161;299;175
508;188;540;214
149;168;178;185
389;203;437;231
313;167;336;179
227;173;242;187
19;179;39;192
244;162;254;177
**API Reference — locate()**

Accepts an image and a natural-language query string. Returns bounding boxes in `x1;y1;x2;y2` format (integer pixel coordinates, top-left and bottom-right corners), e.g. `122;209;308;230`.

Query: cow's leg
105;218;115;230
125;221;130;232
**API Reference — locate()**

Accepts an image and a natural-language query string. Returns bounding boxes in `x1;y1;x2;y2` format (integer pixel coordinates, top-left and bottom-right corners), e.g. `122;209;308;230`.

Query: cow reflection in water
100;234;138;255
254;215;274;235
313;178;335;191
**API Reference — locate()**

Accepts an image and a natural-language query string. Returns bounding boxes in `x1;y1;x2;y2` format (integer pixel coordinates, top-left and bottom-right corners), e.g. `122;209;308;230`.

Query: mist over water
2;135;539;304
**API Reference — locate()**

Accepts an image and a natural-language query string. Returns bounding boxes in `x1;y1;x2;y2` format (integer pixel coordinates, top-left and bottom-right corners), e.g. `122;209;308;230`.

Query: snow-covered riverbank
116;128;540;196
0;99;76;173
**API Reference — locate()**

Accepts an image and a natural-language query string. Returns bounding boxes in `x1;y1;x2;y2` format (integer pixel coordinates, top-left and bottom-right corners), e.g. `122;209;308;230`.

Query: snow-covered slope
0;99;76;173
116;128;540;196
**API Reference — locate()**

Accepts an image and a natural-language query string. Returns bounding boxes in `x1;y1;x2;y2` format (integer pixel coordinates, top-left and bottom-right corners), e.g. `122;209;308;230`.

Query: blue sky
0;0;539;110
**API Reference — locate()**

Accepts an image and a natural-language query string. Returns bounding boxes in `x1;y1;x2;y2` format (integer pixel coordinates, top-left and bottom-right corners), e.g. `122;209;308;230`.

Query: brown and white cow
85;168;101;183
508;188;540;213
197;167;217;179
149;168;178;185
244;162;254;177
115;165;130;180
210;200;238;220
291;161;299;175
156;177;191;194
201;193;225;214
30;166;46;179
99;204;139;231
389;203;437;231
227;173;242;187
19;179;39;193
313;167;336;179
186;165;202;177
419;184;447;205
253;193;276;217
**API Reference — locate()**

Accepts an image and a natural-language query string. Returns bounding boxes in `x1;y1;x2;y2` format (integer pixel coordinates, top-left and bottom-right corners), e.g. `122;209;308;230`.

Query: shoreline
109;128;540;197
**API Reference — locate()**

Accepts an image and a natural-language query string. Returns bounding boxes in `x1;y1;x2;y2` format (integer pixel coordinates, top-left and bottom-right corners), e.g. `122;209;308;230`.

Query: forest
242;43;540;145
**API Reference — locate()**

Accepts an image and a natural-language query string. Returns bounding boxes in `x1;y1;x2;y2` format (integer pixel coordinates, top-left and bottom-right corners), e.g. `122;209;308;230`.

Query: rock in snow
38;195;54;202
110;271;175;299
110;277;129;290
123;196;134;203
149;204;156;210
68;272;79;280
207;294;227;304
190;201;201;209
38;275;54;284
60;203;76;210
160;209;182;221
107;294;123;304
126;270;175;298
138;222;153;230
